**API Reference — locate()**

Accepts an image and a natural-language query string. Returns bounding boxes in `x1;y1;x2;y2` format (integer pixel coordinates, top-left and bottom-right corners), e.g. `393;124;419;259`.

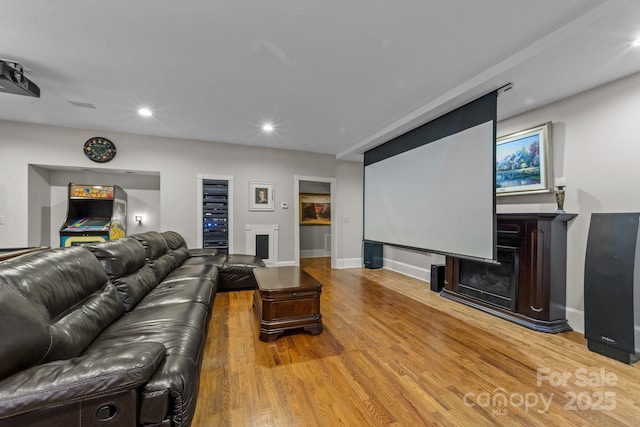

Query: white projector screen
363;92;497;262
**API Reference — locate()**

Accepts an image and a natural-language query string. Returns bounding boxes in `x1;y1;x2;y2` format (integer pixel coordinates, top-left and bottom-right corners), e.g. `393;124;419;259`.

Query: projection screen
363;92;497;262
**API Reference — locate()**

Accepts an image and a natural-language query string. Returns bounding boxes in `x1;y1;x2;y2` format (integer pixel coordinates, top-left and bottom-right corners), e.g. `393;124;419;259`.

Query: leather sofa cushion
0;390;138;427
140;355;200;426
168;246;190;268
86;237;145;278
162;229;221;263
0;343;164;422
131;231;174;282
188;247;219;257
0;281;50;379
87;238;158;311
86;302;208;362
161;231;187;250
0;247;124;379
135;277;217;310
164;263;219;284
84;302;208;426
45;283;124;362
223;254;266;269
160;231;190;268
181;253;226;267
133;231;169;260
219;254;265;290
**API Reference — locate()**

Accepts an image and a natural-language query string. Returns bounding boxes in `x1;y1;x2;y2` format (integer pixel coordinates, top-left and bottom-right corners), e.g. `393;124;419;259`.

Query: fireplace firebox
457;246;519;312
442;213;576;333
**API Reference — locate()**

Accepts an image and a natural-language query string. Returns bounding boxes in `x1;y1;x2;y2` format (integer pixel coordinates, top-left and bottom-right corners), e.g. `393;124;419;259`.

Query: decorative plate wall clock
84;137;116;163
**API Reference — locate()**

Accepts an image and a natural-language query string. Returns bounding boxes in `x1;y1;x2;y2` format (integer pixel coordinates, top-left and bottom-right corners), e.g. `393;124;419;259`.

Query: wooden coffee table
253;266;322;342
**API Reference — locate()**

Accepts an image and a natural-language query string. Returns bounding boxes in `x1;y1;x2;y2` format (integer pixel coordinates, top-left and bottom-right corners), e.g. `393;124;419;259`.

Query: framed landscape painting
496;122;552;196
299;193;331;225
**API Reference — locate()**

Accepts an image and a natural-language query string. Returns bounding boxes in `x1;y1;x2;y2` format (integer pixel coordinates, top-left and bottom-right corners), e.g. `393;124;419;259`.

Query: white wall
383;246;445;282
379;71;640;332
47;170;161;246
0;120;363;265
335;161;364;268
27;166;51;247
496;71;640;333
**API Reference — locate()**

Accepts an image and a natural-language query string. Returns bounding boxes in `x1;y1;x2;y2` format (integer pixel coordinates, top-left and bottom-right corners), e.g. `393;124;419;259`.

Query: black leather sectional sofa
0;231;264;427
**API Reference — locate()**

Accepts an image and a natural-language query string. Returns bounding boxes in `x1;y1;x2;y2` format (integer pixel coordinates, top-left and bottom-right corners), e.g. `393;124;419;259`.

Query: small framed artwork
249;182;274;211
299;193;331;225
496;122;553;196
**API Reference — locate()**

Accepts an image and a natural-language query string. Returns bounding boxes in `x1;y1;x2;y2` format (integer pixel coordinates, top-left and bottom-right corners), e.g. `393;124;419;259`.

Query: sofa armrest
0;342;165;420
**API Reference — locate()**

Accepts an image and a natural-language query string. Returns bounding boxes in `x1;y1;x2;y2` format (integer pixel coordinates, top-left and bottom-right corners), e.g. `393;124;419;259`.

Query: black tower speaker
430;264;445;292
363;242;383;269
584;212;640;364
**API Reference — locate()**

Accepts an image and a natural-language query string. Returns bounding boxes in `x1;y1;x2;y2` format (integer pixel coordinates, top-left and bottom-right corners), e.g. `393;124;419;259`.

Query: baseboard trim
565;306;584;334
382;258;429;282
273;260;297;267
300;249;329;258
275;259;360;268
336;258;362;269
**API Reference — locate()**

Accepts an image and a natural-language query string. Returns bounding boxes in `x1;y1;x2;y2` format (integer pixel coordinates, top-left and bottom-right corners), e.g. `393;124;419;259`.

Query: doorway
293;175;337;269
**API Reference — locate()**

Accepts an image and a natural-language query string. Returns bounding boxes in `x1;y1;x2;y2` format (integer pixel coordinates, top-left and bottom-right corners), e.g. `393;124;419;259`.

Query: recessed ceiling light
138;107;153;117
632;36;640;47
262;123;274;133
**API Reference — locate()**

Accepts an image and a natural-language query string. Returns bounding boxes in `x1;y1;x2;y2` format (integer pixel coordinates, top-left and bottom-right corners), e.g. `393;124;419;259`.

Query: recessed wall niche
27;164;160;247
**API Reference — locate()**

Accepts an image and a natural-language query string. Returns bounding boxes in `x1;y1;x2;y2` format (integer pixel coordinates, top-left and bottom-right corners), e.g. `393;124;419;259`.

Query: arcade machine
59;183;127;247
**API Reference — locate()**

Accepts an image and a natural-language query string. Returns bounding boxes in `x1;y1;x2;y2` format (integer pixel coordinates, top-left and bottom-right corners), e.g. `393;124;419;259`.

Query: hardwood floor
192;258;640;426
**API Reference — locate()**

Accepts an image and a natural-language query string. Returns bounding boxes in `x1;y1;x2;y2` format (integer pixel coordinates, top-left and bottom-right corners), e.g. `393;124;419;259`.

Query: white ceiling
2;1;640;161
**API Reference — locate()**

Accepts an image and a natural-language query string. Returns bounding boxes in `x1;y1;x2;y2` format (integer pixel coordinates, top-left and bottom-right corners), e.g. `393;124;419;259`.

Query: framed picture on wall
299;193;331;225
249;182;274;211
496;122;553;196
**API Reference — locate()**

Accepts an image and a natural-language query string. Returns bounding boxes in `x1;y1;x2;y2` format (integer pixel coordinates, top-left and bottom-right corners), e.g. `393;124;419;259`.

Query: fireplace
457;246;519;312
441;213;576;333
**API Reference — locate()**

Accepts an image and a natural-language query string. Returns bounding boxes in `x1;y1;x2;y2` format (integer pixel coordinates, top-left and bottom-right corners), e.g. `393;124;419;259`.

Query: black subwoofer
430;264;445;292
363;242;383;269
584;212;640;364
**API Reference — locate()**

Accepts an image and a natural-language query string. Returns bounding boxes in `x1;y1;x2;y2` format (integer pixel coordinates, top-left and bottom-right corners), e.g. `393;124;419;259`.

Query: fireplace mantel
442;212;577;333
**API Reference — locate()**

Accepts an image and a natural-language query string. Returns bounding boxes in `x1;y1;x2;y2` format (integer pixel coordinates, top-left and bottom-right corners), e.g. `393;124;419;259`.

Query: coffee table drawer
268;290;318;300
262;295;320;321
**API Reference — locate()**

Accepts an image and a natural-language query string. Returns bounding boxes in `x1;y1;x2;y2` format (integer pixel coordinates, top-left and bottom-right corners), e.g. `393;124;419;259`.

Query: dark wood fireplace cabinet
442;213;577;333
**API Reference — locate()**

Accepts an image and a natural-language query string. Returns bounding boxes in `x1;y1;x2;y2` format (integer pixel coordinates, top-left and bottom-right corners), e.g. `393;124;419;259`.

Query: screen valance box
364;91;497;263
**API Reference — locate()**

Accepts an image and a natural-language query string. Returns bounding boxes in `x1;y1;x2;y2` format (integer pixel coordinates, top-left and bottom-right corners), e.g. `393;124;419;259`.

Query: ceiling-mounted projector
0;60;40;98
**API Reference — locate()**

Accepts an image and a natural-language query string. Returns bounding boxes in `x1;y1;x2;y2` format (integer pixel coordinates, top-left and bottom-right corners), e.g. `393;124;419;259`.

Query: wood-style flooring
192;257;640;426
